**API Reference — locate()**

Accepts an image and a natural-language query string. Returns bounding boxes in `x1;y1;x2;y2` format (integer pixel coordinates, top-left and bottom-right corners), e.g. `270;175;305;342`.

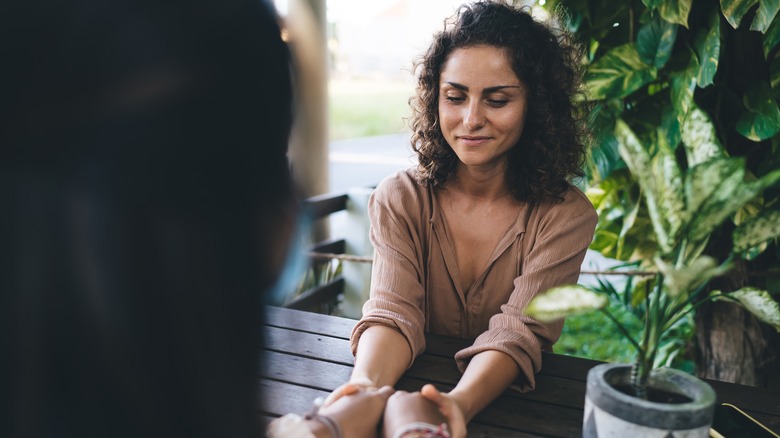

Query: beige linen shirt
350;168;597;390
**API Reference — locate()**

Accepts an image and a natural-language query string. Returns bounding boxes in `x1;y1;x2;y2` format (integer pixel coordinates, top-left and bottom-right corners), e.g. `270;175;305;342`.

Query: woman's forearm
448;350;520;421
351;325;412;387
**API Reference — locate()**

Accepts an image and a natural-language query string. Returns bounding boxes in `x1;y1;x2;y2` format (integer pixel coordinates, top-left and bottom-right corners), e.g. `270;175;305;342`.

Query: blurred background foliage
543;0;780;388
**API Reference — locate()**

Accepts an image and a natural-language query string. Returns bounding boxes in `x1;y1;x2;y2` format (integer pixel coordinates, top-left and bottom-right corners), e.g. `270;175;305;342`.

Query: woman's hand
315;383;394;438
382;384;466;438
323;377;376;407
420;384;467;438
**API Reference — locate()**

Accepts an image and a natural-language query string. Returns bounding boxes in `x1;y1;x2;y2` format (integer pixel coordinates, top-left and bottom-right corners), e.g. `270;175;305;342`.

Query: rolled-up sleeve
454;193;597;391
350;177;427;367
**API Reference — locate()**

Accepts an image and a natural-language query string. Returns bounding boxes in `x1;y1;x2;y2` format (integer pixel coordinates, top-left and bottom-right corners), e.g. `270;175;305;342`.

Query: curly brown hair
410;0;587;204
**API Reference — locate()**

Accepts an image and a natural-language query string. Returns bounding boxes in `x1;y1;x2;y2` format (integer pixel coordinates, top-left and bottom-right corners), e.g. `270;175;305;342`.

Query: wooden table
259;306;780;437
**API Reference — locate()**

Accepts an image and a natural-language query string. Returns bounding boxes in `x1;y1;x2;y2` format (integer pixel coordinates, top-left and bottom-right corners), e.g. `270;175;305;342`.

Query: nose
464;101;485;130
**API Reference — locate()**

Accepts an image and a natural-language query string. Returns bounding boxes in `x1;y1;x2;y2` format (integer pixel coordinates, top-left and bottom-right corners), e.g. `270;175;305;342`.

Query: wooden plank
284;277;345;311
261;350;352;391
707;378;780;418
259;379;328;417
264;305;356;338
304;192;348;220
264;325;354;365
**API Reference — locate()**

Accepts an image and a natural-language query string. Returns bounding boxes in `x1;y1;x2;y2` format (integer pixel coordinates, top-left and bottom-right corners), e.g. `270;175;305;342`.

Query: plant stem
600;308;642;353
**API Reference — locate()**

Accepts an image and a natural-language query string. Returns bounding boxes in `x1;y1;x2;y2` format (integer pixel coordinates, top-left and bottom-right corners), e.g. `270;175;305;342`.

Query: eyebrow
443;82;523;93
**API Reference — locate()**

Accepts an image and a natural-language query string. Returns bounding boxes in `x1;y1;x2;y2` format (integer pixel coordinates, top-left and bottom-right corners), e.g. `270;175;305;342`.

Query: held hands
381;384;467;438
316;382;395;438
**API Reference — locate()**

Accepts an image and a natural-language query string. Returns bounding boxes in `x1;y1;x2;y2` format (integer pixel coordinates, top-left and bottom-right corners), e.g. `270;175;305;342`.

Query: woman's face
438;45;527;172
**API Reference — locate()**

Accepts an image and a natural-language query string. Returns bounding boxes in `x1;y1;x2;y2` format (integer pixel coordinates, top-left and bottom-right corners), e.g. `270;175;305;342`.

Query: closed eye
487;99;508;107
445;96;465;103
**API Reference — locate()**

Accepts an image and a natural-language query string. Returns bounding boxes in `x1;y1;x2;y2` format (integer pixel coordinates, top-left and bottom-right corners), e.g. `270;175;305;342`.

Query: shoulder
538;184;598;225
371;167;425;206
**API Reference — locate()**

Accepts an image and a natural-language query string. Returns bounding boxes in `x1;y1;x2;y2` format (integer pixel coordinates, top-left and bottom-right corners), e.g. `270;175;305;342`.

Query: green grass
329;78;414;140
557;301;644;364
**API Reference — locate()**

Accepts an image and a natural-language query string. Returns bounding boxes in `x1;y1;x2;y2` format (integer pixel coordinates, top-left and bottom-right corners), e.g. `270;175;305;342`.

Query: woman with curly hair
329;1;597;436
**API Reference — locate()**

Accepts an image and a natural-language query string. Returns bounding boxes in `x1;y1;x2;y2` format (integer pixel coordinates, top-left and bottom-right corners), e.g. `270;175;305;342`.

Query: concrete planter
583;363;716;437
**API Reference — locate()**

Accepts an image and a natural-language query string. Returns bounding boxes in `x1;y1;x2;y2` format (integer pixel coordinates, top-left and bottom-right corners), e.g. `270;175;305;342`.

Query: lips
457;135;492;146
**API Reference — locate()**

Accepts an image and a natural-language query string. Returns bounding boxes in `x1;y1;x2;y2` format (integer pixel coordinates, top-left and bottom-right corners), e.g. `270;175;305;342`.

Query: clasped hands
317;379;467;438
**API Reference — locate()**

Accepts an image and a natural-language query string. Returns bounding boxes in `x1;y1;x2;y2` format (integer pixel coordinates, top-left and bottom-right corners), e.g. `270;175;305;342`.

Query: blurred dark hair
410;0;587;203
1;0;294;436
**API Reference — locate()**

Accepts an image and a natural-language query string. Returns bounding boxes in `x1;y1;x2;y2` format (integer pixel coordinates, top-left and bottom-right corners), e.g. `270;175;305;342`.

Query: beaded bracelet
304;397;343;438
392;421;451;438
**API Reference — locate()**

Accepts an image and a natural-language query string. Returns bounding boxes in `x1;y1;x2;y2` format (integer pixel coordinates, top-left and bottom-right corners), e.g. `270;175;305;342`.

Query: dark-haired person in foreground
1;0;392;437
327;1;598;436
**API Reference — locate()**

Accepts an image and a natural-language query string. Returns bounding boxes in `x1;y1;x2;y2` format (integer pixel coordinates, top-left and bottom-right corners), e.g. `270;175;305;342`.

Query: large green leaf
661;103;682;147
751;0;780;32
721;0;760;29
659;0;694;27
685;158;742;212
616;120;675;254
696;8;722;87
723;287;780;331
688;163;780;242
736;82;780;141
656;256;731;297
681;107;727;166
638;15;679;68
764;12;780;56
586;100;624;183
524;285;608;322
733;208;780;251
652;141;686;244
643;0;664;8
670;51;700;125
586;44;658;100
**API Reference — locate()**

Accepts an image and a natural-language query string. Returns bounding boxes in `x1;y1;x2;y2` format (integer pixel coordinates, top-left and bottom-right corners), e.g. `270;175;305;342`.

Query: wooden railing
282;191;349;312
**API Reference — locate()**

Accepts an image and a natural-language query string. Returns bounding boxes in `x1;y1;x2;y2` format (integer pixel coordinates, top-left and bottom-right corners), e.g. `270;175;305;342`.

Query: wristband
393;421;450;438
305;397;343;438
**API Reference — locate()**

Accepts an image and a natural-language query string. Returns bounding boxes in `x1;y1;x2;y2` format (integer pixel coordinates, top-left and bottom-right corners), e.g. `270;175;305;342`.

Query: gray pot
583;363;716;437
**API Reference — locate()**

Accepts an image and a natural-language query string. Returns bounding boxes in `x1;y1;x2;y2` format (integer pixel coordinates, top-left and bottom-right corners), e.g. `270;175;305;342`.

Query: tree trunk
694;258;780;390
694;302;780;389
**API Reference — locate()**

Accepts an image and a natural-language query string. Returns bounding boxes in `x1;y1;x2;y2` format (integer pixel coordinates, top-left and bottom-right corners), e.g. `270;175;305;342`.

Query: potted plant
524;113;780;437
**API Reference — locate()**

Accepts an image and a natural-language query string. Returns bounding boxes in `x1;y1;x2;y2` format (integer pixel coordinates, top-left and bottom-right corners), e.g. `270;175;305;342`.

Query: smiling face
438;45;528;173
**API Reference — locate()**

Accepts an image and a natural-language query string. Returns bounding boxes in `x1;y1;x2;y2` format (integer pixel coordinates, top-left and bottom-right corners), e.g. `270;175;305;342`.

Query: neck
451;163;510;200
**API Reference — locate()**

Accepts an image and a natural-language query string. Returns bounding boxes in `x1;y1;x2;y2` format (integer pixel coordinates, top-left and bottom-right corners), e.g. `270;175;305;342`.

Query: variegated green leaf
617;193;642;260
685;157;742;215
721;0;760;29
733;208;780;251
751;0;780;32
655;256;730;297
643;0;664;8
726;287;780;331
696;7;722;87
659;0;693;27
736;81;780;141
764;12;780;56
524;285;608;322
616;120;673;253
638;15;678;68
651;144;686;244
670;51;699;125
681;107;727;166
586;44;658;100
688;165;780;242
